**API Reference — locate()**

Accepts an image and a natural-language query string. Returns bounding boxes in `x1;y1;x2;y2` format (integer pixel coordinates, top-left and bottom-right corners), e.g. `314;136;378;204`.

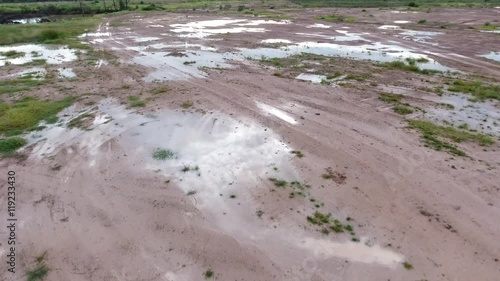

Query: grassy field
0;16;101;47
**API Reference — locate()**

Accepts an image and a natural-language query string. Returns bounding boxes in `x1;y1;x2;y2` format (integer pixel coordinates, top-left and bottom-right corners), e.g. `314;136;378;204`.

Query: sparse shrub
152;148;176;160
402;262;413;270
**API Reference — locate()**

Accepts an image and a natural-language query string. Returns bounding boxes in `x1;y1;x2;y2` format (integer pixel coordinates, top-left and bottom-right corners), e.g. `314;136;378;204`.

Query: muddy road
1;7;499;281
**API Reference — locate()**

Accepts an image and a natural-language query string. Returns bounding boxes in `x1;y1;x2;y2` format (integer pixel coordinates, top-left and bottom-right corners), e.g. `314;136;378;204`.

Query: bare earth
1;7;500;281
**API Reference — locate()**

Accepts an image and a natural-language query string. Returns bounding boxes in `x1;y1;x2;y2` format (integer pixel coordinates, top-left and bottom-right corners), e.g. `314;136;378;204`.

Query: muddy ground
1;6;500;281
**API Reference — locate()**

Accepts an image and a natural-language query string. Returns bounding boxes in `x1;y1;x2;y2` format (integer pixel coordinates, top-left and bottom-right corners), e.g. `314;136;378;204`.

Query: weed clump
392;105;414;115
152;148;176;160
0;137;26;155
402;261;414;270
378;93;402;103
268;177;287;187
127;96;145;108
448;80;500;101
408;120;494;156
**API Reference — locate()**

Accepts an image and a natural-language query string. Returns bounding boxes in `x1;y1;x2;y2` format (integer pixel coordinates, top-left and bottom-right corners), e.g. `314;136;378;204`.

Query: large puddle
0;44;79;66
170;19;290;38
26;98;404;269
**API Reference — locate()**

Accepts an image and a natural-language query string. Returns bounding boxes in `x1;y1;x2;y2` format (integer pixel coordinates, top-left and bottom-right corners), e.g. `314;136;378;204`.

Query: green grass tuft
378;93;402;103
392;105;414;115
408;120;494;156
0;97;73;136
127;96;145;108
203;269;214;279
27;264;49;281
152;148;176;160
402;261;414;270
448;80;500;101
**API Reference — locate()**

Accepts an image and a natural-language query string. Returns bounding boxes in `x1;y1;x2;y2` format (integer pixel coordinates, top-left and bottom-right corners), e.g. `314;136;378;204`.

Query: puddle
256;102;298;124
307;23;331;28
240;41;452;72
262;39;292;44
10;18;44;24
28;98;295;195
426;94;500;136
0;44;79;66
480;51;500;62
133;49;241;81
58;67;76;78
295;30;368;42
396;30;443;46
394;20;410;24
26;98;405;270
170;19;289;38
378;25;400;30
295;73;326;83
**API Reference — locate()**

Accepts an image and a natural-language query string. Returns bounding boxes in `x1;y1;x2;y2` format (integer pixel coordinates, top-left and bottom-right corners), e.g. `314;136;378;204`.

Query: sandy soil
1;7;499;281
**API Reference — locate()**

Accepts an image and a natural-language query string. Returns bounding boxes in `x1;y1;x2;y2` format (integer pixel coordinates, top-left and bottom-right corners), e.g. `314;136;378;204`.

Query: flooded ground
1;6;500;281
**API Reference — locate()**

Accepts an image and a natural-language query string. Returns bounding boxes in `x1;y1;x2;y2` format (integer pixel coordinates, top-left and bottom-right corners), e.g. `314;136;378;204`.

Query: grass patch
203;269;214;279
378;93;402;103
0;97;73;136
152;148;176;160
0;75;46;95
127;96;145;108
0;16;101;47
392;105;414;115
290;150;304;158
0;50;25;58
402;261;414;270
260;57;284;68
0;137;26;155
27;264;49;281
151;86;170;95
448;80;500;101
181;101;193;109
379;60;438;74
315;14;357;22
268;177;288;187
408;119;494;156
